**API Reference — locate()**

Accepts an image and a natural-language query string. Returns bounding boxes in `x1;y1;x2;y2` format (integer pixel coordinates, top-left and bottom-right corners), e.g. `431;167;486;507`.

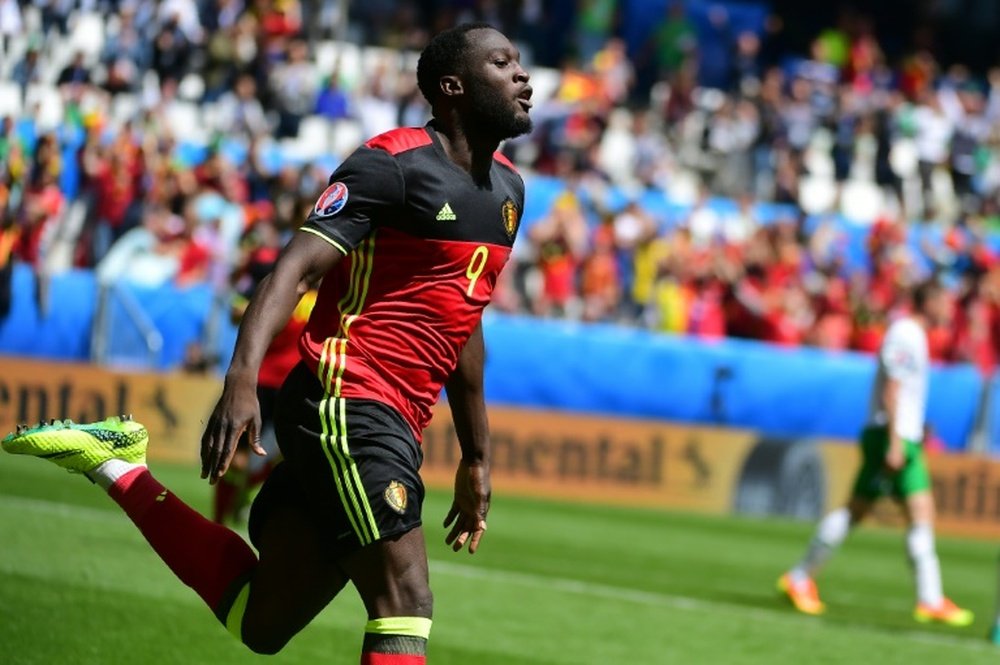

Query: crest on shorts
314;182;349;218
501;198;518;239
384;480;408;514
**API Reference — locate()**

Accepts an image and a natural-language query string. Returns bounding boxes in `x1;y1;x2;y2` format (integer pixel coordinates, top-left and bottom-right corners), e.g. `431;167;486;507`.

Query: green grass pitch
1;451;997;664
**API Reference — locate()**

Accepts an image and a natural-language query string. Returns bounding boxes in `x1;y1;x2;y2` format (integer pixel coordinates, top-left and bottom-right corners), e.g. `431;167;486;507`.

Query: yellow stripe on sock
364;617;433;639
225;582;251;642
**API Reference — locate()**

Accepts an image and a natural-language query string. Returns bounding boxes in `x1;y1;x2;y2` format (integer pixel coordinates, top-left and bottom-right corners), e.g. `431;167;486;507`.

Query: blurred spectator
314;66;353;121
646;3;697;83
12;45;42;105
574;0;616;67
101;5;150;91
152;17;192;89
5;0;1000;375
214;73;270;139
528;193;589;318
57;52;92;89
0;211;17;319
270;38;318;138
913;90;953;219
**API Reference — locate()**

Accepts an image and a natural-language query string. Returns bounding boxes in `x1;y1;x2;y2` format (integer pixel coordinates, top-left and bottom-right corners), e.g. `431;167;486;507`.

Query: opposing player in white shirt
778;281;973;626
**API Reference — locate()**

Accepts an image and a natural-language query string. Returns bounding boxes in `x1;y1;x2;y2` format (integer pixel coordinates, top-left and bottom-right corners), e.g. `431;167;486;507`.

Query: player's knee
239;622;293;656
395;577;434;617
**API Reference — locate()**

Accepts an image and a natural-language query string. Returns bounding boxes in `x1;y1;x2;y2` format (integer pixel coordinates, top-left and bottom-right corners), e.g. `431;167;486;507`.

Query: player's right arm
201;232;342;483
201;144;404;483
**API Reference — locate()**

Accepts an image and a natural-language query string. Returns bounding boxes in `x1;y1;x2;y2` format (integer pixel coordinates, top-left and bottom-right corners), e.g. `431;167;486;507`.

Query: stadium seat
110;93;141;127
803;129;835;179
296;115;334;158
0;34;28;78
526;67;560;107
26;84;64;131
164;101;208;144
0;81;23;118
798;174;838;215
839;180;884;224
69;12;105;58
889;138;919;179
330;119;364;158
316;40;362;83
43;200;89;275
665;168;700;206
177;73;206;102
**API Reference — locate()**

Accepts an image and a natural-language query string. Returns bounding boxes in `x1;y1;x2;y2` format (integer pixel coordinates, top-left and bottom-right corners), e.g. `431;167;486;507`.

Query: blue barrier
481;313;983;450
0;265;211;369
0;265;987;450
0;265;95;361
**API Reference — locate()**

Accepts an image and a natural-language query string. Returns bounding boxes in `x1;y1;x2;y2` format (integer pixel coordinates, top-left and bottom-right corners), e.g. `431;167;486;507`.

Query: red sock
212;477;240;524
109;468;258;611
248;463;273;490
360;655;426;665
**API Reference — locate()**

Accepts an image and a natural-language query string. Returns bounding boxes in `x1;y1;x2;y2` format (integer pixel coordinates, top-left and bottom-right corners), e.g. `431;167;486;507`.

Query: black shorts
248;363;425;556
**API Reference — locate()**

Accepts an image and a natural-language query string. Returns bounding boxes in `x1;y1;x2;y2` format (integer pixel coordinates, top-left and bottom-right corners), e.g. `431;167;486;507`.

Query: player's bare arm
443;320;491;554
201;232;343;483
882;378;905;472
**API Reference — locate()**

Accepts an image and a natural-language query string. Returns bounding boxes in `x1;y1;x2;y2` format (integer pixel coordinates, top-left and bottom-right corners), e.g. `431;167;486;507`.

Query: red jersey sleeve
300;146;405;254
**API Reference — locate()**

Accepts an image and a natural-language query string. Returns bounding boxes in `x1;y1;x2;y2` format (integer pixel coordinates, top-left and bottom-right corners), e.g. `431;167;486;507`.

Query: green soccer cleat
990;624;1000;646
913;597;974;627
1;416;148;473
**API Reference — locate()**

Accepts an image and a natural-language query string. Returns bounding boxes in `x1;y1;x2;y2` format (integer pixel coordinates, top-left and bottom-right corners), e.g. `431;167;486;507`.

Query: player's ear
440;75;463;98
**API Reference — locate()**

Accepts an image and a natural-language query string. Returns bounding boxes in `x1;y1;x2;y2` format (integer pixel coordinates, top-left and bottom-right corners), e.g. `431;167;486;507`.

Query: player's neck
433;118;498;182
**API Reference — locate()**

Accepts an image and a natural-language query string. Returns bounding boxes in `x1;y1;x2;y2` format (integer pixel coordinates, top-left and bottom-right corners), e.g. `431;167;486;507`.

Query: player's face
461;29;533;140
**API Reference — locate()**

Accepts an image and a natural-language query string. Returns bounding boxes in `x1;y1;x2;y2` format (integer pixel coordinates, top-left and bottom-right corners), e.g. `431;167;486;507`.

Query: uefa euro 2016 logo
314;182;349;218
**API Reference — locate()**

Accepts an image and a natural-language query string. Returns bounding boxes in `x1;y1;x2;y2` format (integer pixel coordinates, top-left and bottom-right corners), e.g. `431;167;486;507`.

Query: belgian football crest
314;182;349;218
501;198;518;239
384;480;408;514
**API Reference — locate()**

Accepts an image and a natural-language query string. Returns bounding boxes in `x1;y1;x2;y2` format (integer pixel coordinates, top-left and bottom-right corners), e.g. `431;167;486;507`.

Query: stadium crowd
3;1;1000;372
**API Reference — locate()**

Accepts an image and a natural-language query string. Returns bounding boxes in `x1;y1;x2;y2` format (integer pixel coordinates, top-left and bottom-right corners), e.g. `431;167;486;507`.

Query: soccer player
778;280;973;626
2;22;532;664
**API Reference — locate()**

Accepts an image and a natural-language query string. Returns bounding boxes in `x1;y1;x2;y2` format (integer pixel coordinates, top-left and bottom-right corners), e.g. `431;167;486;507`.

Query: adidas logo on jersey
436;203;457;221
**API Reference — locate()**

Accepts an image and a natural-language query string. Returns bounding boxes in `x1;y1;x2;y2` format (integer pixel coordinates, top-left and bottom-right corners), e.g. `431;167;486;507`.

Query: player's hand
200;372;263;485
443;459;491;554
884;446;905;473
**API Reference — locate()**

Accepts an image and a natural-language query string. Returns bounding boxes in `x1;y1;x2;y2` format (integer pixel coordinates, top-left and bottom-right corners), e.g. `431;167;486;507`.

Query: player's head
417;23;533;141
911;279;949;323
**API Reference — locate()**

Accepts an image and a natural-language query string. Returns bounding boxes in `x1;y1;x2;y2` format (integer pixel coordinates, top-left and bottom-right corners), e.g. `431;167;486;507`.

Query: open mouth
517;88;533;110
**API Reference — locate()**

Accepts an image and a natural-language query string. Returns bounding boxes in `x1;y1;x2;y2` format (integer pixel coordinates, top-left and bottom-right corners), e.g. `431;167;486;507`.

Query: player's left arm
442;320;491;554
882;377;906;472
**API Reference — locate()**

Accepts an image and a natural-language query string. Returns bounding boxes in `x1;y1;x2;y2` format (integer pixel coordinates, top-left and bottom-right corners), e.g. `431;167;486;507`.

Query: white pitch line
1;493;991;653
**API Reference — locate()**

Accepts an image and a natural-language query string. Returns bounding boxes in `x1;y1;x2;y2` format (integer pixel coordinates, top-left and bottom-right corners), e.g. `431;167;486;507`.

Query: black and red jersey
298;123;524;440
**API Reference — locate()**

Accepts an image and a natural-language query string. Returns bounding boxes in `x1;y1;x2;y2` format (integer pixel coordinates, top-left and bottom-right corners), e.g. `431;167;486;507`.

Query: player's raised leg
224;474;351;654
2;418;263;644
